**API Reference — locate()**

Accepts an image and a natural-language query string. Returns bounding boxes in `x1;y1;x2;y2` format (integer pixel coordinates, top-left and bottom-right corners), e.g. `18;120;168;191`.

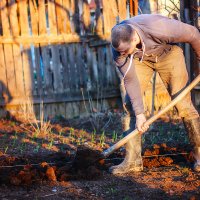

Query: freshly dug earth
0;116;199;199
0;149;104;185
72;146;104;170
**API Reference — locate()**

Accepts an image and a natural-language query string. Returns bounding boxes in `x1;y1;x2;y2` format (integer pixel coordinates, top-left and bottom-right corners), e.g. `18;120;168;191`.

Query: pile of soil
0;149;105;186
0;144;195;187
142;144;194;168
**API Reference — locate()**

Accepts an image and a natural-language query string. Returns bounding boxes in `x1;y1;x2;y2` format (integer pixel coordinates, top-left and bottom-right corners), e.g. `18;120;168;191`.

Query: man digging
110;14;200;174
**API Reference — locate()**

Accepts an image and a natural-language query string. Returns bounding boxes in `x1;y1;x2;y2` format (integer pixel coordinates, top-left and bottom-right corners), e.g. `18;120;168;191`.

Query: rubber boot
109;112;143;175
183;117;200;172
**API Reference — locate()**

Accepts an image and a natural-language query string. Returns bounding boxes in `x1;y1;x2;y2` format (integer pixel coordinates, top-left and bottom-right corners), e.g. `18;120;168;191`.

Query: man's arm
112;48;144;115
149;16;200;59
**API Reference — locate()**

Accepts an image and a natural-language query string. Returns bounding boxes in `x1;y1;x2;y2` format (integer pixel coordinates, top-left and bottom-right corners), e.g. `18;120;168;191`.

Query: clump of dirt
46;166;57;181
72;145;103;169
143;157;173;168
142;144;194;168
0;146;106;186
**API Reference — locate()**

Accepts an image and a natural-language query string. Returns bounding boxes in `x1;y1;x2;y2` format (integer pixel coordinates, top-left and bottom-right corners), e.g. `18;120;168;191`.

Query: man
110;14;200;174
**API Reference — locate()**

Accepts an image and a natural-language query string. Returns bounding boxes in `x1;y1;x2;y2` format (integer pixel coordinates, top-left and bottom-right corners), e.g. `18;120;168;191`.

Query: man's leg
157;45;200;171
109;59;154;174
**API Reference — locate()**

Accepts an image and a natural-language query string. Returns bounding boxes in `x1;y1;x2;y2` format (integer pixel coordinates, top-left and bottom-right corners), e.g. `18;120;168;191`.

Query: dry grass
19;98;52;137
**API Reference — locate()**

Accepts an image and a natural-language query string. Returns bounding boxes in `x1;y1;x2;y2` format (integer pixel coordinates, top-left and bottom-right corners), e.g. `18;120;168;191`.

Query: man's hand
136;113;149;133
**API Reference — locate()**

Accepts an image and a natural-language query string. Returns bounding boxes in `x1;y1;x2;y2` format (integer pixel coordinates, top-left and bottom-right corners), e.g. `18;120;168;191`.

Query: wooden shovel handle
103;74;200;158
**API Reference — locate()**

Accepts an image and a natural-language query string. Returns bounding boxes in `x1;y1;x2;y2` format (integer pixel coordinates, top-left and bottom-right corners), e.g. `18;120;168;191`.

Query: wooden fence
0;0;199;119
0;0;131;118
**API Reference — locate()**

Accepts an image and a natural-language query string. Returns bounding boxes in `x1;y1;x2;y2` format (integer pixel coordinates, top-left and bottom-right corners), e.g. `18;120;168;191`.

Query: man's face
115;40;137;56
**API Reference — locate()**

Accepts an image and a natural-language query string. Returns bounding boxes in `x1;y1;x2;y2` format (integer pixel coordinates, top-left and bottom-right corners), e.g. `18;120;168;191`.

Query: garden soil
0;113;199;199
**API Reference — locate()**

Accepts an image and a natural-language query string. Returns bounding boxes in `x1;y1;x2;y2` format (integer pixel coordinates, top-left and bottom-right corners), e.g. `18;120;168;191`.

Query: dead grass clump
19;98;52;137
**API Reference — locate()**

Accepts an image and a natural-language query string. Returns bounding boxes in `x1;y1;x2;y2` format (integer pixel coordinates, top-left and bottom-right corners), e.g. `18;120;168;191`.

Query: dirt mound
0;143;196;186
0;147;105;186
142;144;194;168
72;145;103;169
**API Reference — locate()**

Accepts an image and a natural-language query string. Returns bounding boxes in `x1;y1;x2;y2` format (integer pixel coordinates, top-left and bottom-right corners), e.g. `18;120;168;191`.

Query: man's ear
130;35;137;43
133;36;137;42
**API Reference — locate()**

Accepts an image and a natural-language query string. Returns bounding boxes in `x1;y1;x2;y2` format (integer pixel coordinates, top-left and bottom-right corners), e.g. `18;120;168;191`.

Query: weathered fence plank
29;0;39;35
76;43;87;88
86;44;93;90
8;0;19;36
48;0;58;35
102;0;111;35
97;47;105;86
62;0;71;33
109;0;118;27
19;0;35;96
117;0;127;21
12;45;25;97
95;0;103;35
0;45;8;100
8;0;25;96
29;0;42;97
1;0;17;97
48;0;63;94
91;47;98;87
60;44;70;92
38;0;50;97
0;0;11;36
82;0;91;33
105;46;113;86
8;0;24;97
51;45;63;93
41;46;53;95
68;44;77;89
72;0;81;34
38;0;47;34
55;0;64;34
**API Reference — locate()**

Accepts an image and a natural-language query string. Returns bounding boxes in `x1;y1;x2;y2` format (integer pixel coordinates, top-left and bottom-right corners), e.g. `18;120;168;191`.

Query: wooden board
8;0;24;97
117;0;127;21
60;44;70;92
12;44;25;97
29;0;39;35
68;44;76;89
70;0;80;34
50;45;63;93
41;45;53;95
91;47;98;87
82;1;91;33
19;0;35;96
38;0;49;96
62;0;71;33
1;0;17;97
102;0;110;35
48;0;58;35
109;0;118;27
95;0;103;35
55;0;64;34
0;45;9;101
38;0;47;34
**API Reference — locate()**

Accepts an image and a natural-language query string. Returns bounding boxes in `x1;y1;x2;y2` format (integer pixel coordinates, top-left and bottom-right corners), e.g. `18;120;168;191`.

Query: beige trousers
119;45;199;120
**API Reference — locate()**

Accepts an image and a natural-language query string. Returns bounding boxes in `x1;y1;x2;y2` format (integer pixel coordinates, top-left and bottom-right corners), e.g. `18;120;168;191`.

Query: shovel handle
103;74;200;158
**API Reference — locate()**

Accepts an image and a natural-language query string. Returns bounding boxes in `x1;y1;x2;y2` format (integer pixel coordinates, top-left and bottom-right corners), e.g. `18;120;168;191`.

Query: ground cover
0;111;199;200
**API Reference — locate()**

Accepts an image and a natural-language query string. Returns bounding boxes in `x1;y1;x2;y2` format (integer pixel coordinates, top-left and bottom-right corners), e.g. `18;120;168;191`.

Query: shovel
73;74;200;167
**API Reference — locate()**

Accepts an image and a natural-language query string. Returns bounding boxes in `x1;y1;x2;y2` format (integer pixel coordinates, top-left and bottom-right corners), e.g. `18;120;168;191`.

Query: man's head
111;24;140;55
